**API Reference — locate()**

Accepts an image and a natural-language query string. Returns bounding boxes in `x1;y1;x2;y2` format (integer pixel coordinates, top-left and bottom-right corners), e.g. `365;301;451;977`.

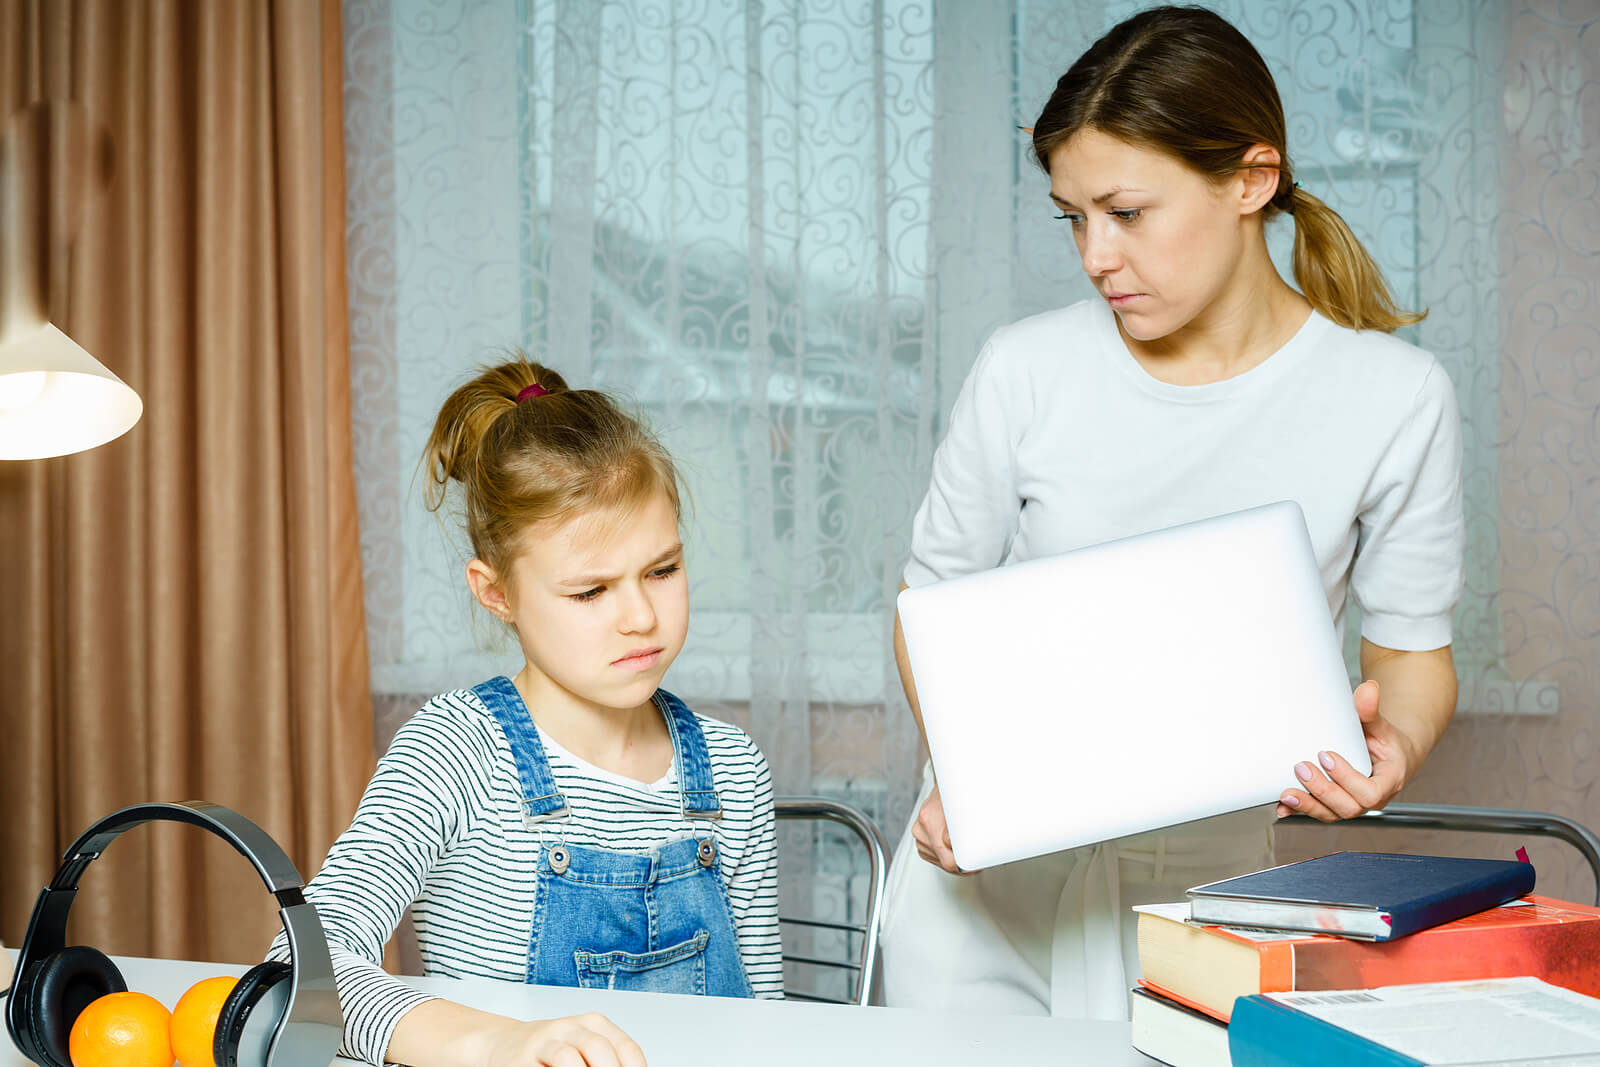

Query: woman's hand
913;784;977;874
1276;679;1417;822
477;1013;646;1067
1277;642;1458;823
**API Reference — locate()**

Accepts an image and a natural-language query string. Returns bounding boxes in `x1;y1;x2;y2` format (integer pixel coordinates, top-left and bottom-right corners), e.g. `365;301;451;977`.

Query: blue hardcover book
1187;851;1535;940
1229;991;1421;1067
1229;978;1600;1067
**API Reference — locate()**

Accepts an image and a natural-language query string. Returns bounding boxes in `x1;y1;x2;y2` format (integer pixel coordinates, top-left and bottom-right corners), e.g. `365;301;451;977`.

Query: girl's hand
913;784;978;874
1276;680;1416;822
479;1012;646;1067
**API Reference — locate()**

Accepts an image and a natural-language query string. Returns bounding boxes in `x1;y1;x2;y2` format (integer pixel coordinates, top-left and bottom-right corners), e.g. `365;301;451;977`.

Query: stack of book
1128;851;1600;1067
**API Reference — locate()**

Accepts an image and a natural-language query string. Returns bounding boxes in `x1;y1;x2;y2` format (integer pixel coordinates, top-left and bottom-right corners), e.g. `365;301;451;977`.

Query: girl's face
1047;129;1250;342
481;486;689;714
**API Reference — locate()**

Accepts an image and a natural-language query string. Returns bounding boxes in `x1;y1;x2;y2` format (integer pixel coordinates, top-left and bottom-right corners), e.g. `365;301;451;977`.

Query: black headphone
4;801;343;1067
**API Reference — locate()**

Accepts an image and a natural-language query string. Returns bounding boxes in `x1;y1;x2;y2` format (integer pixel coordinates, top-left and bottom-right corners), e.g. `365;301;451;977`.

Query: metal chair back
774;796;890;1006
1288;802;1600;905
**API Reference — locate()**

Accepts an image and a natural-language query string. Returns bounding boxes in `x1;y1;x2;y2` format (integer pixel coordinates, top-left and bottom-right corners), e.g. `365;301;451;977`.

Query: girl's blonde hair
1030;5;1424;333
422;357;682;582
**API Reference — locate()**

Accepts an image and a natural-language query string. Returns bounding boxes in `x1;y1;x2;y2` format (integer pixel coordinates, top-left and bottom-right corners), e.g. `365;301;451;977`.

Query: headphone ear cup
213;960;293;1067
24;946;127;1067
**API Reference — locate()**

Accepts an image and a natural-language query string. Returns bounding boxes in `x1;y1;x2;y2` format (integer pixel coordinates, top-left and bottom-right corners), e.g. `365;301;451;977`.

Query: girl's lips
612;648;663;671
1106;292;1142;307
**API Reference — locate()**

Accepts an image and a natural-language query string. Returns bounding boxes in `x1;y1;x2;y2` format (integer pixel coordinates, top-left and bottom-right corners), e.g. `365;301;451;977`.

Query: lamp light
0;320;141;460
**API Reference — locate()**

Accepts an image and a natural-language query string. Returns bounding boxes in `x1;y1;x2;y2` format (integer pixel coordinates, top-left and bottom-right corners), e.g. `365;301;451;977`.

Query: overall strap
473;676;570;824
655;689;722;820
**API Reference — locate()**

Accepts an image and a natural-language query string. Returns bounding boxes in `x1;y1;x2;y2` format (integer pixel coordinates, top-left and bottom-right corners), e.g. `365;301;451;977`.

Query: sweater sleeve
724;738;783;998
1350;359;1466;651
903;336;1027;587
267;705;487;1065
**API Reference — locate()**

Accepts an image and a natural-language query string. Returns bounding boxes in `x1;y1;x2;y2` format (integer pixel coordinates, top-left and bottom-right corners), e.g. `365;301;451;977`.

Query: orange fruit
68;990;174;1067
170;975;238;1067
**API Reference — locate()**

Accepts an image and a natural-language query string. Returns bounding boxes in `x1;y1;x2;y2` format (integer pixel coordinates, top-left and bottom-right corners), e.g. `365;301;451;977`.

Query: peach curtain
0;0;372;964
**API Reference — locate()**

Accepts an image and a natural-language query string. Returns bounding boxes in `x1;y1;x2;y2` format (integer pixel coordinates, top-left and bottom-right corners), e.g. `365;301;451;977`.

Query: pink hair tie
516;383;550;402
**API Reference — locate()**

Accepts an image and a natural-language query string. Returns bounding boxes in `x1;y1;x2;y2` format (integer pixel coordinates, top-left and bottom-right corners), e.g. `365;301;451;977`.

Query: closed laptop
896;500;1370;871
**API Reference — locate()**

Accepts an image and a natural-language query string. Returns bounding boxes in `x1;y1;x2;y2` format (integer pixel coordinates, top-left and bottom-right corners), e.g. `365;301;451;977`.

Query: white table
2;952;1161;1065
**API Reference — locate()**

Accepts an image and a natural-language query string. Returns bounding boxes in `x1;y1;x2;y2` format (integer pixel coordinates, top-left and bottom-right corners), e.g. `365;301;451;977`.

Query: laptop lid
896;500;1370;871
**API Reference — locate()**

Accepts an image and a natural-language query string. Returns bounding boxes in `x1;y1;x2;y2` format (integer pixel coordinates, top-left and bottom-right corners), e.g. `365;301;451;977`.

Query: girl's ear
1237;143;1284;215
467;559;513;622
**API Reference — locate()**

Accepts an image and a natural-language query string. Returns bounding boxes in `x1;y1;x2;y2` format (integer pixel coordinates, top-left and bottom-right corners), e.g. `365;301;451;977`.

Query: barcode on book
1286;992;1382;1005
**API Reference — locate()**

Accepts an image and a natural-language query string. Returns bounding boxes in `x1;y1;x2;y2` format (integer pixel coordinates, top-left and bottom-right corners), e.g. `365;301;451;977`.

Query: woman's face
1047;129;1250;342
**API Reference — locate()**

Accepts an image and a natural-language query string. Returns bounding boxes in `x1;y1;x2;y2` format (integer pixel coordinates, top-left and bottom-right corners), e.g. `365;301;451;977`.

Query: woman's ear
467;560;514;623
1237;143;1284;214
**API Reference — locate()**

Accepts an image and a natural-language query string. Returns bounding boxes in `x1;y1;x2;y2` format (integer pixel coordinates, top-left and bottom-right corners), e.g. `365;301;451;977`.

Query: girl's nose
619;585;657;633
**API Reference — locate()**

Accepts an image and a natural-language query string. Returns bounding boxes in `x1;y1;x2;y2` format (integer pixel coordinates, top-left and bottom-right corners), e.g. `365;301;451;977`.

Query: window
355;1;1542;721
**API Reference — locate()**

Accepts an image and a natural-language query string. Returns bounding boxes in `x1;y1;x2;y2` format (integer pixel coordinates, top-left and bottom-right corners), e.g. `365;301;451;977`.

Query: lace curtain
344;0;1600;913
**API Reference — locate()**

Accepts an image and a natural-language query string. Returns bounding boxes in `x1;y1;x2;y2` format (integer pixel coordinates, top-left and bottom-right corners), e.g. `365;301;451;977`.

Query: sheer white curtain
343;0;1600;932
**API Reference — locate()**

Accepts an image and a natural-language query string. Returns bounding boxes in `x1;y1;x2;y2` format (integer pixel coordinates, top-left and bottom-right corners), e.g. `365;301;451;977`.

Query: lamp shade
0;321;142;459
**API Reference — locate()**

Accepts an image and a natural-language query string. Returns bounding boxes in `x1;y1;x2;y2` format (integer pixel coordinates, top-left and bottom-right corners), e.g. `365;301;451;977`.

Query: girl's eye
1054;212;1083;224
570;586;604;603
649;563;682;580
1111;208;1142;222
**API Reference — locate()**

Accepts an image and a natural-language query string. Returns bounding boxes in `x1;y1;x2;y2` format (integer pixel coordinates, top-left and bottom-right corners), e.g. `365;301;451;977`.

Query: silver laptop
896;500;1369;871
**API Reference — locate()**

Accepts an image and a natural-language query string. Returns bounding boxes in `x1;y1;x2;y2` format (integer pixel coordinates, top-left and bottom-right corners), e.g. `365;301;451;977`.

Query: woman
881;5;1464;1020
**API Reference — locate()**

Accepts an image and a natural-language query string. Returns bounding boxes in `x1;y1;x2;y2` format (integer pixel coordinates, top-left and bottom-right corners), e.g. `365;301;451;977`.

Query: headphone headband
49;801;308;903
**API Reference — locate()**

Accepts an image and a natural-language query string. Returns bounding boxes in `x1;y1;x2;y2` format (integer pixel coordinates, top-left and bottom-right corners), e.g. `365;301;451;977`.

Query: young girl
274;360;782;1067
883;6;1464;1020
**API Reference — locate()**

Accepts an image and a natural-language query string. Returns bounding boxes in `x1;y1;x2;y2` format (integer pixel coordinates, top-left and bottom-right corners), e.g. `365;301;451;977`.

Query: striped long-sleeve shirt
270;687;782;1065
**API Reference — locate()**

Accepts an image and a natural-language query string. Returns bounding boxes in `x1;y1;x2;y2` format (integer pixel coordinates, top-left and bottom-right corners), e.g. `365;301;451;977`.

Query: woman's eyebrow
1050;185;1145;208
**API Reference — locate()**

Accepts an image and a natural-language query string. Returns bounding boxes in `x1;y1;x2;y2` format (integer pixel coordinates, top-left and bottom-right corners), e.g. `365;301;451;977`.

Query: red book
1135;894;1600;1022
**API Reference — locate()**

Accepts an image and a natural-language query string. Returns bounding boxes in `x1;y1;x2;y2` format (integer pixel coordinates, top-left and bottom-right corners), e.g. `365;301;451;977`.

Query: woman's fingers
1284;755;1368;821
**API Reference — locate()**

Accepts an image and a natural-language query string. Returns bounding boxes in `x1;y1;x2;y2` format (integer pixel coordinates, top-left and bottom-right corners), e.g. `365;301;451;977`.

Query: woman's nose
1080;224;1119;276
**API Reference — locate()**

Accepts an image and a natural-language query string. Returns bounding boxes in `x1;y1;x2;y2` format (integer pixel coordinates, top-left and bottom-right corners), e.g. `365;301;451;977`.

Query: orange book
1135;978;1231;1023
1135;894;1600;1022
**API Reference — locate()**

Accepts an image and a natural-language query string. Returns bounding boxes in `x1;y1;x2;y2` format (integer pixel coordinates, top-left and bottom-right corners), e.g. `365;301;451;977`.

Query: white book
1130;986;1230;1067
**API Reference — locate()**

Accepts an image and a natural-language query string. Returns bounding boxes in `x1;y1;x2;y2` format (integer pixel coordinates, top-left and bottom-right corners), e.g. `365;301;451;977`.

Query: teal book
1228;978;1600;1067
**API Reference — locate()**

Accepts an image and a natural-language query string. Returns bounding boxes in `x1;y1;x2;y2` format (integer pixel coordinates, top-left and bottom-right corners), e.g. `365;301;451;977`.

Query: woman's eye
649;564;682;580
1054;212;1084;224
1111;208;1142;222
570;586;604;603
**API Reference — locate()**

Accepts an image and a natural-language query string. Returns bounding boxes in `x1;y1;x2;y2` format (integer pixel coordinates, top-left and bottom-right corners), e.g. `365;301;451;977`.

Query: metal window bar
1286;802;1600;906
774;796;891;1006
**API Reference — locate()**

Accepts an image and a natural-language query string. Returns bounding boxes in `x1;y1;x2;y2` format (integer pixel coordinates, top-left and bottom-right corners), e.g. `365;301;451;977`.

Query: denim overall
472;676;753;997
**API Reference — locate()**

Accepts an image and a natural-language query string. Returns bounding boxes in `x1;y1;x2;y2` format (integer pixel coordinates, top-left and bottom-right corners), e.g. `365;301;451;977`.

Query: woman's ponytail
1289;187;1425;333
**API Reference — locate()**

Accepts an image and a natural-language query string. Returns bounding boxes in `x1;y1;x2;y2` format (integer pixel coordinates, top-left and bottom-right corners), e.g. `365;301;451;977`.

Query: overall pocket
573;930;710;995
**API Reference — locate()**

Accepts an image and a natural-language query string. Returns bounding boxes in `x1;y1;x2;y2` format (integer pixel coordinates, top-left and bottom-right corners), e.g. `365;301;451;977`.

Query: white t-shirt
905;299;1465;650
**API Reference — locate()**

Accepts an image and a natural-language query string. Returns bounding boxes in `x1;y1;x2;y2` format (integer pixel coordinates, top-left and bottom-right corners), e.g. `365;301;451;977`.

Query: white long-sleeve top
270;686;782;1066
907;299;1465;650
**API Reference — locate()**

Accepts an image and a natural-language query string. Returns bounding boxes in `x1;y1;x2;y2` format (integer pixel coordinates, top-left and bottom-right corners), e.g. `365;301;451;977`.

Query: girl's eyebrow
559;542;684;587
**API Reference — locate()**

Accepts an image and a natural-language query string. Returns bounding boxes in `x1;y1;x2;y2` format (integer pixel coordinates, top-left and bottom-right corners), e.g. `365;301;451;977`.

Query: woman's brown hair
422;357;682;583
1031;5;1424;332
